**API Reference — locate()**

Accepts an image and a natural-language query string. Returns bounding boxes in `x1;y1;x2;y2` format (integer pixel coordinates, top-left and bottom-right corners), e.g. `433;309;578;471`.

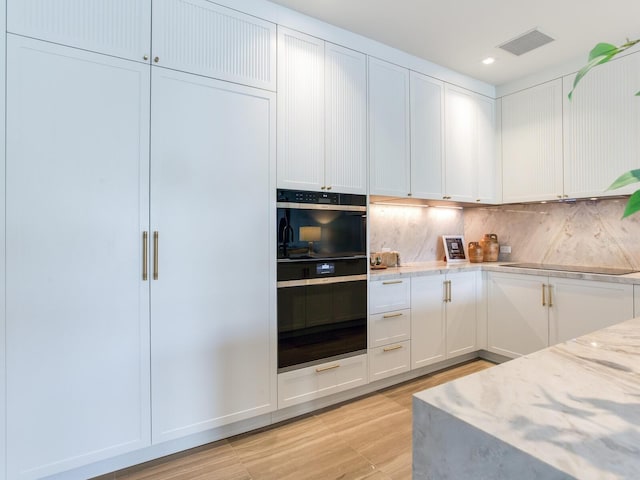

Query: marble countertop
413;317;640;479
371;261;640;285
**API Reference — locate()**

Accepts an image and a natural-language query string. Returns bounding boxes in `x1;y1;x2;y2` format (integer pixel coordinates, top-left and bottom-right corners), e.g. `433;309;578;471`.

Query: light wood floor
100;359;494;480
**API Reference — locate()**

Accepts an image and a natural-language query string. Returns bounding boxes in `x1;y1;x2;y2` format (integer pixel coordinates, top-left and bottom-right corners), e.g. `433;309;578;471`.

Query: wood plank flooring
100;359;494;480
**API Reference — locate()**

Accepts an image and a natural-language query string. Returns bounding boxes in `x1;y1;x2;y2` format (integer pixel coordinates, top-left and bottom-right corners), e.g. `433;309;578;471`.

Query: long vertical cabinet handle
448;280;452;303
153;231;159;280
542;283;546;306
548;285;553;307
142;231;148;281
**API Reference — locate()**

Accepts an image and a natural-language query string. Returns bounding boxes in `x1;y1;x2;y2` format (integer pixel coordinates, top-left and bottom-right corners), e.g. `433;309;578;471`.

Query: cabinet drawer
277;354;367;409
369;341;411;382
370;309;411;348
370;278;411;314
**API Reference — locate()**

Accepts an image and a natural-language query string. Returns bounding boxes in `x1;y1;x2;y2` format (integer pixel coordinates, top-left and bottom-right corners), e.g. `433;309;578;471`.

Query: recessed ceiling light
482;57;495;65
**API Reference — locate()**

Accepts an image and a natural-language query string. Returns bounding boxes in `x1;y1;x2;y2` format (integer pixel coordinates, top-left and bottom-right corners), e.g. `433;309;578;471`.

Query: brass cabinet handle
383;345;403;352
443;280;452;302
448;280;452;303
548;285;553;307
153;231;159;280
542;283;546;306
382;280;402;285
383;312;403;319
316;364;340;373
407;192;412;197
320;186;326;190
143;54;149;61
326;186;332;190
142;231;148;281
154;56;160;63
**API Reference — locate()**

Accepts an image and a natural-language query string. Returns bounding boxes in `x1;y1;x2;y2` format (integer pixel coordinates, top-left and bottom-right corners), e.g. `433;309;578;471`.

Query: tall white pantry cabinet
2;1;277;479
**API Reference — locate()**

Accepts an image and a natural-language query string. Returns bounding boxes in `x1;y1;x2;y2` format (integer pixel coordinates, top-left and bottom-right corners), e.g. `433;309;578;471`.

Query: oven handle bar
277;202;366;212
277;274;367;288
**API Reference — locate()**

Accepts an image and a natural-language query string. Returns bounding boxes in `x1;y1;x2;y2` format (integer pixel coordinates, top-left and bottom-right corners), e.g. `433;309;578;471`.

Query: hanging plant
569;38;640;218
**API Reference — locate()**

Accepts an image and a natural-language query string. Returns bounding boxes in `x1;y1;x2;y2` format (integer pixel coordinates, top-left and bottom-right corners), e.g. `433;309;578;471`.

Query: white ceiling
266;0;640;86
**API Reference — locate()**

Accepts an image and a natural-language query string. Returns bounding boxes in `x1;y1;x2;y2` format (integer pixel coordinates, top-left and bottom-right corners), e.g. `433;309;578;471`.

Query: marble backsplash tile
464;198;640;269
369;204;464;264
370;198;640;269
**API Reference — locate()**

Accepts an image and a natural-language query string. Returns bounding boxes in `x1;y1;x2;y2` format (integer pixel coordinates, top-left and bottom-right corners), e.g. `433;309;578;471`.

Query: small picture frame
442;235;467;263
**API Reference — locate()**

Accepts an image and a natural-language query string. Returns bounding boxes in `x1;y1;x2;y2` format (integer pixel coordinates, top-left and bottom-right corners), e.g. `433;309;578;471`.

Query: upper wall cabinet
8;0;151;63
563;51;640;199
277;28;367;194
369;57;411;197
410;71;445;200
152;0;276;90
444;85;499;203
502;79;563;203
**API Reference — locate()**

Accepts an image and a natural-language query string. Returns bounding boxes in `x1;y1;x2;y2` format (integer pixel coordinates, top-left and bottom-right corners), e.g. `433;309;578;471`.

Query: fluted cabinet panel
7;0;150;62
563;52;640;198
475;95;499;203
502;79;563;202
325;43;367;194
152;0;275;90
410;72;444;200
277;27;325;191
369;57;411;197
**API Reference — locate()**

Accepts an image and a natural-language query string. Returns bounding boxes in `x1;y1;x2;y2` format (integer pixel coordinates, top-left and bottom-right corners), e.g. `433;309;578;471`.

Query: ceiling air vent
498;28;555;56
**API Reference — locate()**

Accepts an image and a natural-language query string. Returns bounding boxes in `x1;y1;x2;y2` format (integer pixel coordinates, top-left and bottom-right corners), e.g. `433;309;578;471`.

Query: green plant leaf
622;190;640;218
636;90;640;96
588;42;618;60
607;169;640;190
568;53;617;100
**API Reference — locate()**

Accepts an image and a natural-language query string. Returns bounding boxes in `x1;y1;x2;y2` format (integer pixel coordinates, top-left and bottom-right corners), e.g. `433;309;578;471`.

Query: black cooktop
503;263;638;276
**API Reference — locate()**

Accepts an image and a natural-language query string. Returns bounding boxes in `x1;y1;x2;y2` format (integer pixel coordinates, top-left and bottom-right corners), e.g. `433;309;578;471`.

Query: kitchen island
413;316;640;479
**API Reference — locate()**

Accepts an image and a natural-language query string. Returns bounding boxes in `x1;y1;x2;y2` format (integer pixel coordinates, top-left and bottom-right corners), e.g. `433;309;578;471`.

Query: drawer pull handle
542;283;546;306
383;312;403;319
548;285;553;307
316;364;340;373
382;280;402;285
383;345;403;352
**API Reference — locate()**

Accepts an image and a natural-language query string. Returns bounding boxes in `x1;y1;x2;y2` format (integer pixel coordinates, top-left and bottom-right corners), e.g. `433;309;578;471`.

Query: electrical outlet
500;245;512;254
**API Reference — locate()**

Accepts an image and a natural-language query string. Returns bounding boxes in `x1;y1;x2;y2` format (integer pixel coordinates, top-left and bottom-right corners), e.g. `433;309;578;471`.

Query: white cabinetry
8;0;151;62
277;28;366;194
563;51;640;198
152;0;276;90
278;355;368;408
411;272;477;369
150;68;276;443
6;36;151;480
369;279;412;381
369;57;411;197
502;79;563;203
549;278;633;344
410;72;445;199
487;272;634;358
444;85;498;203
487;272;548;358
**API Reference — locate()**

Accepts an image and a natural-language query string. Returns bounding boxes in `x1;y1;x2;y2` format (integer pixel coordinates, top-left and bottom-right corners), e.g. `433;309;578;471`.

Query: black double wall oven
277;189;367;372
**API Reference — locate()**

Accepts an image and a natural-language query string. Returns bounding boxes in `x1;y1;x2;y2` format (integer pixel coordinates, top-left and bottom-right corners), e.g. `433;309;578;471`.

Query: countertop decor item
442;235;466;263
479;233;499;262
468;242;484;263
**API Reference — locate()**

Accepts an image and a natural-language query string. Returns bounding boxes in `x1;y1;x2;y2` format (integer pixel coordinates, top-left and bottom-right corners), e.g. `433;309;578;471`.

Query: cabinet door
369;57;411;197
410;72;445;199
475;95;499;204
325;43;367;194
487;272;548;358
277;27;325;191
152;0;276;90
549;278;633;345
502;80;563;202
8;0;151;62
150;68;276;443
563;52;640;198
411;276;446;369
6;37;150;479
446;272;478;358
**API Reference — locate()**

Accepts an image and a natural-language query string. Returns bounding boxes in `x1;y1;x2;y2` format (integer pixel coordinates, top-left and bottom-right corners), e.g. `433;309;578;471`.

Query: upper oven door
277;203;367;260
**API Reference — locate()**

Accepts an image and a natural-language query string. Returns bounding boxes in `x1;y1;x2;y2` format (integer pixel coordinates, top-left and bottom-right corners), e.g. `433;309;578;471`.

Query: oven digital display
317;263;335;275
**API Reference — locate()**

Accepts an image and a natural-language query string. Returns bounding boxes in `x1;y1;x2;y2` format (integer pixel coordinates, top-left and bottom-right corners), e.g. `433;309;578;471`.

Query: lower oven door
277;276;367;371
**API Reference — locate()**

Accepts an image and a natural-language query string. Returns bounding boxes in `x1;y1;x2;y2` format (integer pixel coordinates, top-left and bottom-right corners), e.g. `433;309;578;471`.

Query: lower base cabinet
278;354;368;408
369;341;411;381
487;272;634;358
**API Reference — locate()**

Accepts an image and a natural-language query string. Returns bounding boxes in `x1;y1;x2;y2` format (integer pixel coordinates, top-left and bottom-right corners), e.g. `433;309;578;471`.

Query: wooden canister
468;242;484;263
479;234;499;262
